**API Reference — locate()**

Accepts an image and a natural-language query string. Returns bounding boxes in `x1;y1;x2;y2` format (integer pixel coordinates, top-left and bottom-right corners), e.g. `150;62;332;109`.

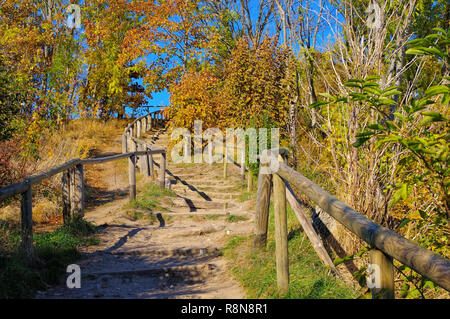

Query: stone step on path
37;126;253;299
168;197;240;210
170;185;242;201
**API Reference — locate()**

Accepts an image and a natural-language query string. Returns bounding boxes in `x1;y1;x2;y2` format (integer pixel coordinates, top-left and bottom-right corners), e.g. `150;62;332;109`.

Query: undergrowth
222;204;359;299
0;217;98;299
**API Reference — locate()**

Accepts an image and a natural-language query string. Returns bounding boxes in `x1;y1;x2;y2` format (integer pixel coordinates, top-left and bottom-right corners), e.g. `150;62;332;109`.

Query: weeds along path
37;127;254;298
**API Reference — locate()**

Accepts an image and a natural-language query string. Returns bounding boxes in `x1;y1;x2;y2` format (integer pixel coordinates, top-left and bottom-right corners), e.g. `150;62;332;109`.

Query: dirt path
36;127;254;299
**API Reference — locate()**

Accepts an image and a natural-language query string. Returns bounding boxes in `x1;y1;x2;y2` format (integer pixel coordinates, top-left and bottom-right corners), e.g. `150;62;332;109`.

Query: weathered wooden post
149;147;154;177
247;171;253;192
20;182;33;260
208;142;213;165
144;146;151;178
159;151;166;189
370;249;395;299
253;163;272;248
143;117;147;132
122;133;128;153
149;116;152;131
137;120;141;138
273;153;289;295
69;167;76;216
141;144;149;177
128;153;136;200
223;146;228;179
62;171;71;223
132;139;139;170
240;148;245;181
73;164;84;217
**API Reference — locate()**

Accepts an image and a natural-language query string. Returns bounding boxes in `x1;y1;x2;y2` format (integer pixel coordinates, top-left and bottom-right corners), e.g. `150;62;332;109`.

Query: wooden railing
253;148;450;298
122;109;168;192
0;109;168;260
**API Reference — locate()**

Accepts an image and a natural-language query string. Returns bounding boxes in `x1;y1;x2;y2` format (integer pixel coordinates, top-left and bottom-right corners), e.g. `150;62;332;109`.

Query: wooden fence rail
254;148;450;298
0;109;168;261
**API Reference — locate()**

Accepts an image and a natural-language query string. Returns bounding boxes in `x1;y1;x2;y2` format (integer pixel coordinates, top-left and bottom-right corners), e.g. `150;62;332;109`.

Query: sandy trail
36;126;253;299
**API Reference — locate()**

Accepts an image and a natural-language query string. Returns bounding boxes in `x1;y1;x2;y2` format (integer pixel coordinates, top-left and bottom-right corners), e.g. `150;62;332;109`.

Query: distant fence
0;110;168;260
253;148;450;298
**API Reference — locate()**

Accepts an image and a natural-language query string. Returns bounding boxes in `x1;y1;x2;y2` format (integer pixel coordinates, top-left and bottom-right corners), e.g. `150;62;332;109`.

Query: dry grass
32;198;60;223
0;119;129;225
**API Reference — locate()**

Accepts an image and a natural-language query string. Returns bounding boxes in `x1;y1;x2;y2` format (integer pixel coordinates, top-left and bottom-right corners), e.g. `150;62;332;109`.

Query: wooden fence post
223;146;228;179
240;148;245;181
73;164;84;217
370;249;395;299
208;143;213;165
144;146;151;178
247;171;253;192
20;183;33;260
149;117;152;131
132;140;138;169
159;151;166;189
137;120;141;138
62;170;71;223
253;165;272;248
69;167;76;216
141;144;149;177
129;154;136;200
122;133;128;153
273;154;289;295
149;148;154;177
143;117;147;133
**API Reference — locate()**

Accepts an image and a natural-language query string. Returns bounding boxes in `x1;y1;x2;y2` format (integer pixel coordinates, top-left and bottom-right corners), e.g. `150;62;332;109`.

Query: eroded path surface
37;127;253;299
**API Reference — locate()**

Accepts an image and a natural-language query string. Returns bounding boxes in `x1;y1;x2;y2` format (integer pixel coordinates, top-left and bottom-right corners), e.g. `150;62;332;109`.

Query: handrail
123;109;166;136
0;150;167;200
254;148;450;297
0;110;168;261
0;159;82;201
277;161;450;291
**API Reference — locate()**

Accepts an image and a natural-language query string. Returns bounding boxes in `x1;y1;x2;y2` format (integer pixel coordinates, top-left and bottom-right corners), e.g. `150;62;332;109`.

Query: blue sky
129;0;344;115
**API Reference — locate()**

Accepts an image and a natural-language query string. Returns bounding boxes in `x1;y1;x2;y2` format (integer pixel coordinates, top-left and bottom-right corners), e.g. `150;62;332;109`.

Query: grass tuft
222;205;359;299
226;214;248;223
125;182;176;212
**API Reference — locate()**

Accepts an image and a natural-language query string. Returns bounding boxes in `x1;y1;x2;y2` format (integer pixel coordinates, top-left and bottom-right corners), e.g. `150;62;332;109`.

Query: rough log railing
253;148;450;298
0;109;168;261
122;109;168;192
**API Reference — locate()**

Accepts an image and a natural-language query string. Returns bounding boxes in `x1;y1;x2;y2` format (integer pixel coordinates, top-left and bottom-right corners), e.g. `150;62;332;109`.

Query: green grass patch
125;182;176;212
0;217;98;299
222;205;359;299
238;191;254;202
226;214;248;223
124;210;158;223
